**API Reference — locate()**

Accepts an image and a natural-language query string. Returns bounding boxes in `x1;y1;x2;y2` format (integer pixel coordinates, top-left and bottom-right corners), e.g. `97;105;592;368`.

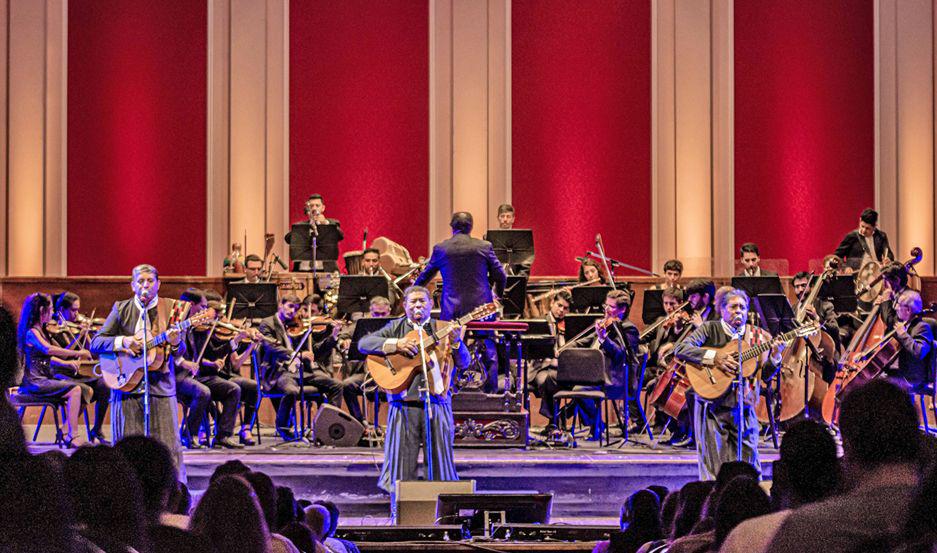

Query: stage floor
29;425;779;525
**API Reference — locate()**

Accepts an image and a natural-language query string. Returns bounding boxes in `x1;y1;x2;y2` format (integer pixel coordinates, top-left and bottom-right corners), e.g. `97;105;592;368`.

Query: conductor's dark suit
414;233;507;321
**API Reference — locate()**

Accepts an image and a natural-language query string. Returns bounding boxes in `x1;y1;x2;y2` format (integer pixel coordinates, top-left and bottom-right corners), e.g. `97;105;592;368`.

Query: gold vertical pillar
0;0;8;276
44;0;66;275
430;0;510;244
711;0;735;277
207;0;231;276
877;0;935;275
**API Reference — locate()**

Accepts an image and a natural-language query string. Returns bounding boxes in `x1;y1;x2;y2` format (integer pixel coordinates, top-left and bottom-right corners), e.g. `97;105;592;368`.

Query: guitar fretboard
735;327;811;362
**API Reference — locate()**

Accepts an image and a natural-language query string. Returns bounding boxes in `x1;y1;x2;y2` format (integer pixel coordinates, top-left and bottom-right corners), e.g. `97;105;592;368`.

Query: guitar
365;302;500;394
98;307;217;391
684;323;819;400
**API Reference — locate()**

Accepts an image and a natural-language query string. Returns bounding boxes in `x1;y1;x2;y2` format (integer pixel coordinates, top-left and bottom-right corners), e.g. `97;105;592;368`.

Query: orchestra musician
359;248;382;276
368;296;392;318
651;259;684;290
674;288;785;480
414;212;506;393
737;243;778;277
527;291;573;431
257;294;317;441
496;203;515;229
17;293;93;448
175;289;245;449
237;254;264;284
90;264;187;479
579;258;604;283
876;262;910;329
685;279;719;326
49;292;110;443
285;193;344;272
885;289;935;390
358;285;471;494
791;271;842;380
834;208;894;272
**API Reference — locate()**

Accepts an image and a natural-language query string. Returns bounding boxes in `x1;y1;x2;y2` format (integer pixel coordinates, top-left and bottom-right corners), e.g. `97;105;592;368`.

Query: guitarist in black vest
358;285;471;494
673;288;785;480
90;264;187;481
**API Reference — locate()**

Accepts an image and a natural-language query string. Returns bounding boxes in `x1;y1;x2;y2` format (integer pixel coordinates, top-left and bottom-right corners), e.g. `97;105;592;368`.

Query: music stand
347;317;396;361
819;275;858;313
288;222;341;272
516;319;554;360
642;289;666;325
571;286;612;313
563;314;602;344
501;276;528;318
731;276;784;298
750;293;796;335
337;276;390;316
486;229;535;273
227;283;279;320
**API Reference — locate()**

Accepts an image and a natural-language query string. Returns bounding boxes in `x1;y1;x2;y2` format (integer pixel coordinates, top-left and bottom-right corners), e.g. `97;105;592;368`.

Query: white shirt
382;318;445;395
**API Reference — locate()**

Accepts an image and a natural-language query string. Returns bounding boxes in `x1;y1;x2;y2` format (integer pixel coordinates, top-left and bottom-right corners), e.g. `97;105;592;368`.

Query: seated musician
643;287;693;447
49;292;110;443
237;254;264;284
673;288;785;480
737;242;778;277
834;208;894;272
875;262;910;328
578;258;604;283
578;289;642;436
792;271;842;382
651;259;684;290
527;291;573;431
359;248;382;276
369;296;392;318
685;279;719;325
357;285;471;493
497;203;515;229
175;289;243;449
885;289;935;390
17;292;93;447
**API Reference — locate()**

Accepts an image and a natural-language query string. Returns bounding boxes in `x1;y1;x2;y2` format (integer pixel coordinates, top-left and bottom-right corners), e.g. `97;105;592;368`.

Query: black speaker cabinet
313;404;365;446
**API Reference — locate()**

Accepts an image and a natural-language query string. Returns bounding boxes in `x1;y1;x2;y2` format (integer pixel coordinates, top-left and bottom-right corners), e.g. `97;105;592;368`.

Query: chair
910;318;937;434
553;348;608;447
247;352;324;444
8;387;90;447
607;350;654;444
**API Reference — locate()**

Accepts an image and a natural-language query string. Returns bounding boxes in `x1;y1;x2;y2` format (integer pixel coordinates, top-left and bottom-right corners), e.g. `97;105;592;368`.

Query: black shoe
181;435;206;450
239;430;256;446
214;436;245;449
672;435;694;448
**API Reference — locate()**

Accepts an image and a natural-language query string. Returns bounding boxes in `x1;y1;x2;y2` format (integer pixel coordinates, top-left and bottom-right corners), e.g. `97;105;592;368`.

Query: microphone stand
416;323;435;480
736;319;745;462
141;306;151;437
586;250;659;277
285;323;317;443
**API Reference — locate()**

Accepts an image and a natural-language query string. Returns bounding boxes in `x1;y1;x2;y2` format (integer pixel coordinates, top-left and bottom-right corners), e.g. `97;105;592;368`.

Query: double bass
822;247;924;424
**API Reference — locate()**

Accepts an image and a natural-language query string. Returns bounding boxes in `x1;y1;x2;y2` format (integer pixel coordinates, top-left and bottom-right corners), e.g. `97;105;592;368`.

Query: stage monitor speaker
394;479;476;525
313;404;365;447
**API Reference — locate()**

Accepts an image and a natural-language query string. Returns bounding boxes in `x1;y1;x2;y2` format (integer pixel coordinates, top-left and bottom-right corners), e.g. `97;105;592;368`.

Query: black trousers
227;375;258;427
176;374;241;437
270;372;320;431
63;374;110;434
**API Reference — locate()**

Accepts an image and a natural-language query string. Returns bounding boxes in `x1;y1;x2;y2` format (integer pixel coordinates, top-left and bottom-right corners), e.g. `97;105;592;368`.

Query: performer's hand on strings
396;337;420;357
714;351;739;373
448;324;465;346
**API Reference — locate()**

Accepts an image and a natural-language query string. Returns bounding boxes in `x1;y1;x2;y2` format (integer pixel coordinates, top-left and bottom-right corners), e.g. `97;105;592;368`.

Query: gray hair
132;264;159;281
403;285;432;302
898;289;923;312
717;288;749;312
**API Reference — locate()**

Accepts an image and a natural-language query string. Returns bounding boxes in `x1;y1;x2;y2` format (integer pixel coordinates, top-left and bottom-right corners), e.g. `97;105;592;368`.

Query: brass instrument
529;277;601;304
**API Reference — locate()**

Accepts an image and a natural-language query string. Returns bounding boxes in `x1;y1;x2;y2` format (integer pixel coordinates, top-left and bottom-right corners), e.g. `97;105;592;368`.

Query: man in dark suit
90;264;187;480
886;289;935;389
415;211;506;392
286;193;344;271
791;271;841;382
736;242;778;277
415;211;507;321
257;294;336;441
358;285;471;495
834;208;893;272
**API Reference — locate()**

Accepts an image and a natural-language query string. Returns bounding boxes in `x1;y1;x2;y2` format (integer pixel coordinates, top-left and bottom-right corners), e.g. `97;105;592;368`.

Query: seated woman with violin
176;288;244;449
48;291;110;443
17;293;94;447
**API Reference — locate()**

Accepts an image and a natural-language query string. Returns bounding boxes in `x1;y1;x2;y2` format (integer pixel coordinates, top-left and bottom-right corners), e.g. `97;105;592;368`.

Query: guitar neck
738;328;800;362
146;318;194;349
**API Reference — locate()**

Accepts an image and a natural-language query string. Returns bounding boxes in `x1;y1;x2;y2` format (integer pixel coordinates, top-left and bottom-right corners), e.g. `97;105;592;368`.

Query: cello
822;247;923;424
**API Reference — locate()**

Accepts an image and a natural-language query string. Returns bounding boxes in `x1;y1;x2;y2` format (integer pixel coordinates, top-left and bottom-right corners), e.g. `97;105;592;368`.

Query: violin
286;316;339;338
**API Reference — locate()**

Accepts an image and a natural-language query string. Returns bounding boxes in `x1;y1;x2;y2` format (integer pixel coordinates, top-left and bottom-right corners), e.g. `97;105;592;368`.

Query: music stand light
227;283;279;320
337;276;389;316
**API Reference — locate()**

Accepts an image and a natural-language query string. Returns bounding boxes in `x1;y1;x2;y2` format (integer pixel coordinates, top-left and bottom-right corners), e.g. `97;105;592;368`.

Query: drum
373;236;416;276
343;250;363;275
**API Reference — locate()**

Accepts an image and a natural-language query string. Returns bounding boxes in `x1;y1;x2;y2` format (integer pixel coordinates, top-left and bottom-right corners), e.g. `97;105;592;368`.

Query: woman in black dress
17;292;93;447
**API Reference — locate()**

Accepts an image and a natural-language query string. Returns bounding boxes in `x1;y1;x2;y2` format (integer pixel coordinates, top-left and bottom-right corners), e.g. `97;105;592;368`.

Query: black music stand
227;283;278;320
337;276;389;316
486;229;535;275
642;289;666;325
288;222;341;272
571;286;612;314
750;293;796;336
563;314;602;345
731;276;785;298
819;275;858;313
347;317;395;361
501;276;528;318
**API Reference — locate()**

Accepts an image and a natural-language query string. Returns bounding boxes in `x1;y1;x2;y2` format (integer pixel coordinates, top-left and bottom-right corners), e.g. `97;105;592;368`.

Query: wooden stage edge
4;274;936;333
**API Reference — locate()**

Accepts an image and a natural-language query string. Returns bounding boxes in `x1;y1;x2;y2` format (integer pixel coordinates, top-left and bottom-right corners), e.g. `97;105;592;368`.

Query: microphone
273;253;288;270
363;228;369;249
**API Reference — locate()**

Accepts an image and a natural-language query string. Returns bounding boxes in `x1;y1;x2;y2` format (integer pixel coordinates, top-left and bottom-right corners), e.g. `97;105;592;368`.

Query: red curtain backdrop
512;0;651;276
68;0;207;276
734;0;874;274
290;1;429;265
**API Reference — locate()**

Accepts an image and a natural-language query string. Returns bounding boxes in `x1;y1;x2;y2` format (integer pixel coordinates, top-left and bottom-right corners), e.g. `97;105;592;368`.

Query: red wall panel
734;0;874;274
290;1;429;264
512;0;651;276
68;0;207;276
